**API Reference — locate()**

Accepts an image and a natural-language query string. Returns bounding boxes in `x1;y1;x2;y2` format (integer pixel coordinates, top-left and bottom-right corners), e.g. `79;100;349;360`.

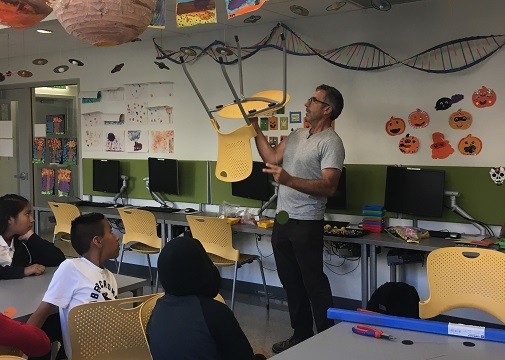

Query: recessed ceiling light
180;47;197;57
326;1;347;11
17;70;33;78
290;5;309;16
68;59;84;66
37;29;53;34
53;65;69;73
244;15;261;23
371;0;391;11
32;58;48;65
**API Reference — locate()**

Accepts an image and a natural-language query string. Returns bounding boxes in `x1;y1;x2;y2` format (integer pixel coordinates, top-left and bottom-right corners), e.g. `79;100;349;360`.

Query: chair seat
208;253;259;267
129;242;160;254
59;233;71;242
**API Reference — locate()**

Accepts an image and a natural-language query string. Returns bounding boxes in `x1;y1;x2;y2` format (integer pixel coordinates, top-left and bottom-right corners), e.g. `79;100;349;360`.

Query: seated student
147;236;270;360
28;213;120;360
0;312;50;357
0;194;65;279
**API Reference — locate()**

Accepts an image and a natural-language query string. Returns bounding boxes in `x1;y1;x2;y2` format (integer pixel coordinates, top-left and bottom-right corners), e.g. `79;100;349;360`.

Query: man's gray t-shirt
277;127;345;220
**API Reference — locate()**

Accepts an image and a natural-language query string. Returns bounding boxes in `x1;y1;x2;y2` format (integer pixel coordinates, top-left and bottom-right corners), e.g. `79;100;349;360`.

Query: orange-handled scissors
352;325;396;340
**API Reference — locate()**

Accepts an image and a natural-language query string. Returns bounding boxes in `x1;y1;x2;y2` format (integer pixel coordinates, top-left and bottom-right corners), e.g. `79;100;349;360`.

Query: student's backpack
366;282;420;319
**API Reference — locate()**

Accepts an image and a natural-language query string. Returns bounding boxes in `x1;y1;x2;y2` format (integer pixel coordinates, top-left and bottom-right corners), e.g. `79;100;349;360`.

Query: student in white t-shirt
28;213;120;360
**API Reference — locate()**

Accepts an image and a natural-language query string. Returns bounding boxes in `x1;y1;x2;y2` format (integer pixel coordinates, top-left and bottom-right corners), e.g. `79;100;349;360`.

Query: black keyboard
75;201;114;208
138;206;179;213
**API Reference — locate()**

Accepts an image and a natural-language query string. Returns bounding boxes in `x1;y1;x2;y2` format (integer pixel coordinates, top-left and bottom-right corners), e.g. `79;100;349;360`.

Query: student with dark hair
0;312;50;357
147;236;270;360
28;213;120;360
0;194;65;280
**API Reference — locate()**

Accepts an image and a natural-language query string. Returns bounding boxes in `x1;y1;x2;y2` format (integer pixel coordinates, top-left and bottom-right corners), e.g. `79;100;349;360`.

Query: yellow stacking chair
0;356;25;360
0;347;21;357
117;208;162;287
48;202;80;243
186;215;269;312
419;247;505;322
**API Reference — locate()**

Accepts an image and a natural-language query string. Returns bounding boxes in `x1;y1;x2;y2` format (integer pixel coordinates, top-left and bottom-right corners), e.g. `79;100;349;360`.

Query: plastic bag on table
386;226;429;243
239;208;257;225
219;201;241;218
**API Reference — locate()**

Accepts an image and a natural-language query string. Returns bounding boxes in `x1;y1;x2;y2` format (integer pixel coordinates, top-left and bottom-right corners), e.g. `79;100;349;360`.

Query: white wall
2;0;505;322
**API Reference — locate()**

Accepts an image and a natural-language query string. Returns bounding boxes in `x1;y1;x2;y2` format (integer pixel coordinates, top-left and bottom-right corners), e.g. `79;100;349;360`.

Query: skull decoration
489;167;505;185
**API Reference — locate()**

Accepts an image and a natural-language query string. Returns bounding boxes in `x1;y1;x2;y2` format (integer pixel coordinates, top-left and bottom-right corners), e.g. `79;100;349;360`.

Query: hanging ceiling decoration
49;0;157;46
0;0;52;30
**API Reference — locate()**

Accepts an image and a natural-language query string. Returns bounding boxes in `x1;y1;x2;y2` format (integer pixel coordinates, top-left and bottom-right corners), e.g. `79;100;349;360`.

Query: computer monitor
232;161;272;201
92;159;121;193
148;157;180;195
384;166;445;218
326;167;347;210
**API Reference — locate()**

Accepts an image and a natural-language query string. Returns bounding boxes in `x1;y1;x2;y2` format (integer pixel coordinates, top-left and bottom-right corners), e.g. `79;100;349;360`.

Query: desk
272;320;505;360
0;267;149;322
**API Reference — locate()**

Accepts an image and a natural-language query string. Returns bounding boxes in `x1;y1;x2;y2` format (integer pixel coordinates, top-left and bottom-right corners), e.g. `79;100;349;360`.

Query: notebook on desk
74;201;114;208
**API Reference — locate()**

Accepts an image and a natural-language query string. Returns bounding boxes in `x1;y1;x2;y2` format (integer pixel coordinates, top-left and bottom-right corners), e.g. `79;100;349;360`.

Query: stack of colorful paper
362;205;385;233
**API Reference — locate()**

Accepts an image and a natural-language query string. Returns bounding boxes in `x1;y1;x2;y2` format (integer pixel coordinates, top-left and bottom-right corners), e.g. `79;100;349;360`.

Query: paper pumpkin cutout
269;116;278;130
489;167;505;185
435;94;464;111
385;116;405;136
398;133;419;154
408;108;430;129
448;109;473;129
430;132;454;159
472;86;496;108
458;134;482;155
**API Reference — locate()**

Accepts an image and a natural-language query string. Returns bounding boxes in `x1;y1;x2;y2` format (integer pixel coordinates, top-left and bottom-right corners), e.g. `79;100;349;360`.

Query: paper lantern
0;0;52;29
50;0;157;46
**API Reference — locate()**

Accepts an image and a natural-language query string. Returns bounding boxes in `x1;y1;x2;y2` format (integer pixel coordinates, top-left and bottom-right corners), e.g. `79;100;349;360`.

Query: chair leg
231;262;238;312
256;257;270;310
147;254;153;286
52;234;57;243
155;267;159;293
117;245;125;274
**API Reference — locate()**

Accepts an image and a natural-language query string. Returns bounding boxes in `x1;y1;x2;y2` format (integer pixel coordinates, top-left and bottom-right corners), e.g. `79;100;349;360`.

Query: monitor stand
113;175;128;205
256;182;279;219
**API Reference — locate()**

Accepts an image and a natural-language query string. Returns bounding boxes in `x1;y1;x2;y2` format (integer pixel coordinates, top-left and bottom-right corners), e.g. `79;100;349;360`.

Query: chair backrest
0;347;21;357
419;247;505;322
118;208;161;249
140;292;165;333
48;202;81;236
68;294;156;360
0;356;25;360
186;215;239;262
214;293;226;304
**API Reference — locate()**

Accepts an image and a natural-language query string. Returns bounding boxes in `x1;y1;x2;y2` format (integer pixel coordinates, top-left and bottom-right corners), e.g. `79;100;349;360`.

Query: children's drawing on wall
289;111;301;124
57;169;71;197
83;130;103;151
41;168;55;195
176;0;217;27
448;109;472;129
102;88;125;101
82;112;102;127
269;136;278;148
63;138;78;165
103;113;124;126
385;117;405;136
458;134;482;155
472;86;497;108
434;94;463;111
279;116;288;130
32;137;46;163
105;131;125;152
81;91;101;104
46;114;65;134
226;0;267;19
127;130;148;153
148;106;172;124
489;167;505;185
127;102;147;124
148;82;173;99
398;134;419;154
150;130;174;153
125;83;148;100
47;138;63;164
408;109;430;129
269;116;278;130
430;132;454;159
260;117;268;131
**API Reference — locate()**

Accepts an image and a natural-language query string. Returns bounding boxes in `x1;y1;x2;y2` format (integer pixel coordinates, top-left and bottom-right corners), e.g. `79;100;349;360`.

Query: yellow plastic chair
48;202;80;243
419;247;505;322
0;347;21;357
186;215;269;312
0;356;25;360
140;292;165;333
68;294;156;360
117;208;162;288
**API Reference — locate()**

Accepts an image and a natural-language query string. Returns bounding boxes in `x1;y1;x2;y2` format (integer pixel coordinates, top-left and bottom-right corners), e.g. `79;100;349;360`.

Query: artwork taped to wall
83;130;103;151
103;113;125;126
279;116;288;130
104;131;125;152
176;0;216;27
125;83;149;100
33;137;46;163
81;91;101;104
41;168;55;195
127;130;149;153
127;102;148;124
226;0;267;19
47;138;63;164
150;130;174;153
101;87;125;101
63;138;78;165
57;169;71;197
148;82;173;99
148;106;172;124
82;112;103;127
46;114;65;135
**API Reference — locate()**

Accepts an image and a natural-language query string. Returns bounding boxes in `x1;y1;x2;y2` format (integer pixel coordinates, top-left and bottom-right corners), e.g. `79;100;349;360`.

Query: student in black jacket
147;236;270;360
0;194;65;280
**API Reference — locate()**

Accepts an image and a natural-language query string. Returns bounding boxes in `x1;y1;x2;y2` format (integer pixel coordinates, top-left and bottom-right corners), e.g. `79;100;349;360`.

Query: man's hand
24;264;45;276
18;229;34;241
263;163;291;185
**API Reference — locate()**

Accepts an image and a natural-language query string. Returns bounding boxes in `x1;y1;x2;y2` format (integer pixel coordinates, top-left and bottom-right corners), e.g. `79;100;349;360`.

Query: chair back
186;215;240;262
140;292;164;333
214;293;226;304
118;208;161;249
68;294;156;360
419;247;505;322
0;347;21;356
0;356;25;360
48;202;80;236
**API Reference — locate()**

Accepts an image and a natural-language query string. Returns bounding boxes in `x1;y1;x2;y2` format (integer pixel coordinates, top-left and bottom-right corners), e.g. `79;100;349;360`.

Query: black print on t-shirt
90;279;117;300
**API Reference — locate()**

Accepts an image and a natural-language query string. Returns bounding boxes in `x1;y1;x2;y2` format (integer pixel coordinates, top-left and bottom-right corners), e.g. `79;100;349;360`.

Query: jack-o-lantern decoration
385;116;406;136
458;134;482;155
398;133;419;154
472;86;497;108
448;109;473;130
430;132;454;159
269;116;278;130
408;108;430;129
303;118;311;128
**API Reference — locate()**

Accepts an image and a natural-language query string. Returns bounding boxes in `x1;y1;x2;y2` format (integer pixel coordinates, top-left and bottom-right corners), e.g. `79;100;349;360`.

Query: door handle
14;172;28;180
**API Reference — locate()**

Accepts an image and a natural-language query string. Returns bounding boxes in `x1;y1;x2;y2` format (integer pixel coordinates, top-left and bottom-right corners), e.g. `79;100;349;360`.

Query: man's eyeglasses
307;97;331;107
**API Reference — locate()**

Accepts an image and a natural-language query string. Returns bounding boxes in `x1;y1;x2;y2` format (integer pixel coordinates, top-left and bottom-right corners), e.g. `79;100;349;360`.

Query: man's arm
251;117;285;165
264;165;341;197
27;302;57;328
